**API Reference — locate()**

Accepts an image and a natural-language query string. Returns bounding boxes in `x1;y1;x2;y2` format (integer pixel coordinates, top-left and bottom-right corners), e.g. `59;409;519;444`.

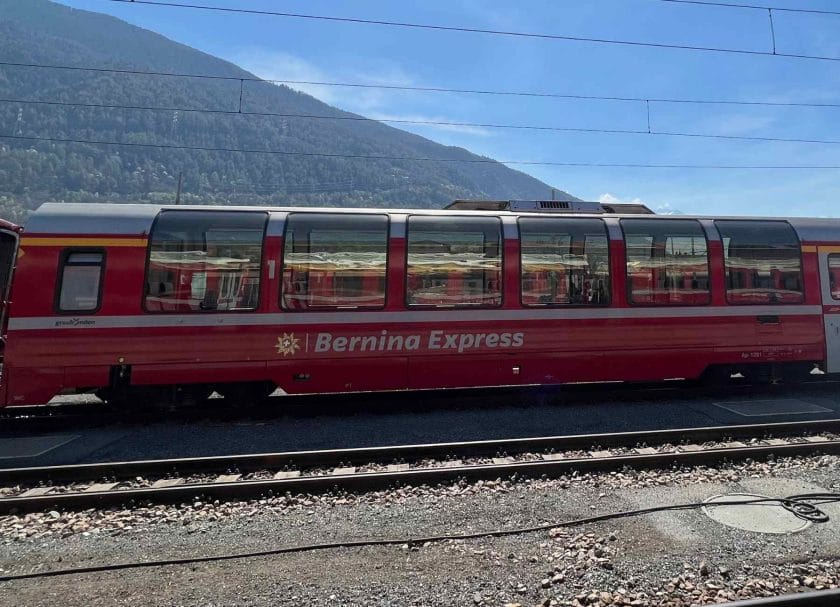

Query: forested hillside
0;0;576;223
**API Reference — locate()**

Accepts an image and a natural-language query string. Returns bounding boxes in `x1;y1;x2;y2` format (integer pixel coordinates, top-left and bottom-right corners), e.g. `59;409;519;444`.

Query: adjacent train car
1;200;839;407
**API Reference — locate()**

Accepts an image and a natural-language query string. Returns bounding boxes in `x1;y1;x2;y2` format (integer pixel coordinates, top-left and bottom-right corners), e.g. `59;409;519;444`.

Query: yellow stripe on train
20;237;148;247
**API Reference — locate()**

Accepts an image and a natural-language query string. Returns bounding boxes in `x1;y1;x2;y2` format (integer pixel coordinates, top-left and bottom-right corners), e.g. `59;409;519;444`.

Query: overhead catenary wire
656;0;840;17
6;132;840;169
6;95;840;147
105;0;840;63
0;492;836;582
4;59;840;110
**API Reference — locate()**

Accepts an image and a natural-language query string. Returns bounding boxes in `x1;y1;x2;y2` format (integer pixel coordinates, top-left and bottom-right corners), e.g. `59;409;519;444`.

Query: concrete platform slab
702;493;813;535
0;435;79;460
714;398;832;417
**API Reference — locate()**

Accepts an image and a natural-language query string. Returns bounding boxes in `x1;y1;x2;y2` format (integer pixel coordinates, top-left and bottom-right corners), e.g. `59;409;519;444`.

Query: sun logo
275;333;301;356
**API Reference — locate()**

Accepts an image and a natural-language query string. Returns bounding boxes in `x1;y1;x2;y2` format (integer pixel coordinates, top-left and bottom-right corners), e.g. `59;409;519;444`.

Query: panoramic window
715;220;803;305
145;210;267;312
622;219;710;305
830;254;840;301
281;213;388;310
406;216;502;307
57;251;105;313
519;217;610;306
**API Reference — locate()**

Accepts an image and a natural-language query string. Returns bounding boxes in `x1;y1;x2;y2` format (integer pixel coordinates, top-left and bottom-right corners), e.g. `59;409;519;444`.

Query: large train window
715;220;803;305
622;219;710;306
56;250;105;313
145;211;267;312
519;217;609;306
406;216;502;307
281;213;388;310
830;255;840;300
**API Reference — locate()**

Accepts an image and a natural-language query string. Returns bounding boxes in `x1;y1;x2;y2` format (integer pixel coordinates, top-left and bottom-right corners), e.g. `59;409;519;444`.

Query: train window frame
279;212;390;312
405;214;503;309
714;220;805;306
620;218;712;307
143;210;269;314
55;248;106;314
517;217;611;307
830;254;840;301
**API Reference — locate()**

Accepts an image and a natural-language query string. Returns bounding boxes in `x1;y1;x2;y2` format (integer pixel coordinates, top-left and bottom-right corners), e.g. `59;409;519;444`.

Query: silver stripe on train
7;305;824;331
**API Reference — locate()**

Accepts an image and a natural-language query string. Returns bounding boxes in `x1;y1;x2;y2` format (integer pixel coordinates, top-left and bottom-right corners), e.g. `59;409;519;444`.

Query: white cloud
229;49;493;139
599;193;645;206
233;49;414;113
599;193;683;215
652;202;685;215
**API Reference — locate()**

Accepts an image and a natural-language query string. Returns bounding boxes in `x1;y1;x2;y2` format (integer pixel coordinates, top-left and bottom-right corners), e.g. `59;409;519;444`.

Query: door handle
757;315;780;324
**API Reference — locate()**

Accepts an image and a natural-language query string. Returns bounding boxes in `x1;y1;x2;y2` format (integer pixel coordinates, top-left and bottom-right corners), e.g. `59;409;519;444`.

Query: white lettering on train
313;330;524;354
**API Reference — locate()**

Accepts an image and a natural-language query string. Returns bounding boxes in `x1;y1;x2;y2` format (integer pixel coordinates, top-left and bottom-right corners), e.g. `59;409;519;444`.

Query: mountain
0;0;578;223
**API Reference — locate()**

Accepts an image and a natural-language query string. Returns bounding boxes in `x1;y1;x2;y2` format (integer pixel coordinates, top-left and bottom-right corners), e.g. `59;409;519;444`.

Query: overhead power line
6;96;840;147
106;0;840;63
3;60;840;110
4;132;840;170
656;0;840;17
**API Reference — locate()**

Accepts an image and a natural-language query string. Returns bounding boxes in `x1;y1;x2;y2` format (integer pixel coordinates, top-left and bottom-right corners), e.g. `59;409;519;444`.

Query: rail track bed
3;381;839;438
2;419;839;515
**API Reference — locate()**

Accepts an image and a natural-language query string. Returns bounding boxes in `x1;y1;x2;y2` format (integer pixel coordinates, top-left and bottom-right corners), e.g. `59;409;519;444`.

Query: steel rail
1;434;838;515
719;589;840;606
2;418;839;484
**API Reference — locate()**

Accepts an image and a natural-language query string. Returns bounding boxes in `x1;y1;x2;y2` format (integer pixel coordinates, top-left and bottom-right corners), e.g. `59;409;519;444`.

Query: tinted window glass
830;254;840;301
519;218;609;306
146;211;266;312
58;251;104;312
281;214;388;310
406;216;502;307
622;219;710;305
715;220;803;304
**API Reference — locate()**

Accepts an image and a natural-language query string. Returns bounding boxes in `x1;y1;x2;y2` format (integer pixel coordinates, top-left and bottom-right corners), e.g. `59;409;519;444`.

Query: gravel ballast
1;454;838;606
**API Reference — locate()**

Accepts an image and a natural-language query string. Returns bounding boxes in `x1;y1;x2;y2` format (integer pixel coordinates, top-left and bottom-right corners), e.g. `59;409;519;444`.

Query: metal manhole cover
702;493;812;534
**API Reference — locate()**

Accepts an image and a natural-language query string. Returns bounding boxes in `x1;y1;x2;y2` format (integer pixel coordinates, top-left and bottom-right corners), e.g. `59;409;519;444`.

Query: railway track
1;419;839;515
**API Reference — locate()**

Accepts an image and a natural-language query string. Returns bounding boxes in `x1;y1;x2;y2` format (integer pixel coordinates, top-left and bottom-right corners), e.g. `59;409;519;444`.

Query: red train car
1;200;839;407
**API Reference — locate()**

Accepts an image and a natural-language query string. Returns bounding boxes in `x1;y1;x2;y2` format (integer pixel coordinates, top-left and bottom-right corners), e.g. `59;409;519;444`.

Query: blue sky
56;0;840;216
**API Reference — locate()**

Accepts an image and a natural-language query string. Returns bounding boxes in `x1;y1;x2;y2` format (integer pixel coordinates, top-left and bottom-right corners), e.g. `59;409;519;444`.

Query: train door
0;229;19;334
819;251;840;373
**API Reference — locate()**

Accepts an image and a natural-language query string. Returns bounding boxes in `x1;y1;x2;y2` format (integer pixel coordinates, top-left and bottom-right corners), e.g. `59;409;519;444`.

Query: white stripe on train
7;305;824;331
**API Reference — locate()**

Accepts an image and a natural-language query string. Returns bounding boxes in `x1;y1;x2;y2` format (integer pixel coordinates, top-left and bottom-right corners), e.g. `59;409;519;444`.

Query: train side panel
1;204;838;406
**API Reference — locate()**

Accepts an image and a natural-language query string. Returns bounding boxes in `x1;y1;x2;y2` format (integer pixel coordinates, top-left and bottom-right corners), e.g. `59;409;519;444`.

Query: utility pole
175;171;183;205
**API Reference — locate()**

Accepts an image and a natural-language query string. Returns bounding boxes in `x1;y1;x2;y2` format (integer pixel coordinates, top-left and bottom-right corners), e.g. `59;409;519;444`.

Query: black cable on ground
0;493;837;583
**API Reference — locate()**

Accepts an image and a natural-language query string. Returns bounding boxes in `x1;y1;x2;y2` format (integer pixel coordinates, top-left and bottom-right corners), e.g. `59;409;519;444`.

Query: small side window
829;254;840;301
57;251;104;312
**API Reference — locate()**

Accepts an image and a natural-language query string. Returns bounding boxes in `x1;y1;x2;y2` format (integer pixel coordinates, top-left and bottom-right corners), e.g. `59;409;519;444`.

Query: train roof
21;202;840;243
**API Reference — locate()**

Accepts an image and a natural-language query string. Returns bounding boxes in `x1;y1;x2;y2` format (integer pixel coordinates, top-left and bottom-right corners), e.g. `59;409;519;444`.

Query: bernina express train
0;199;838;407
